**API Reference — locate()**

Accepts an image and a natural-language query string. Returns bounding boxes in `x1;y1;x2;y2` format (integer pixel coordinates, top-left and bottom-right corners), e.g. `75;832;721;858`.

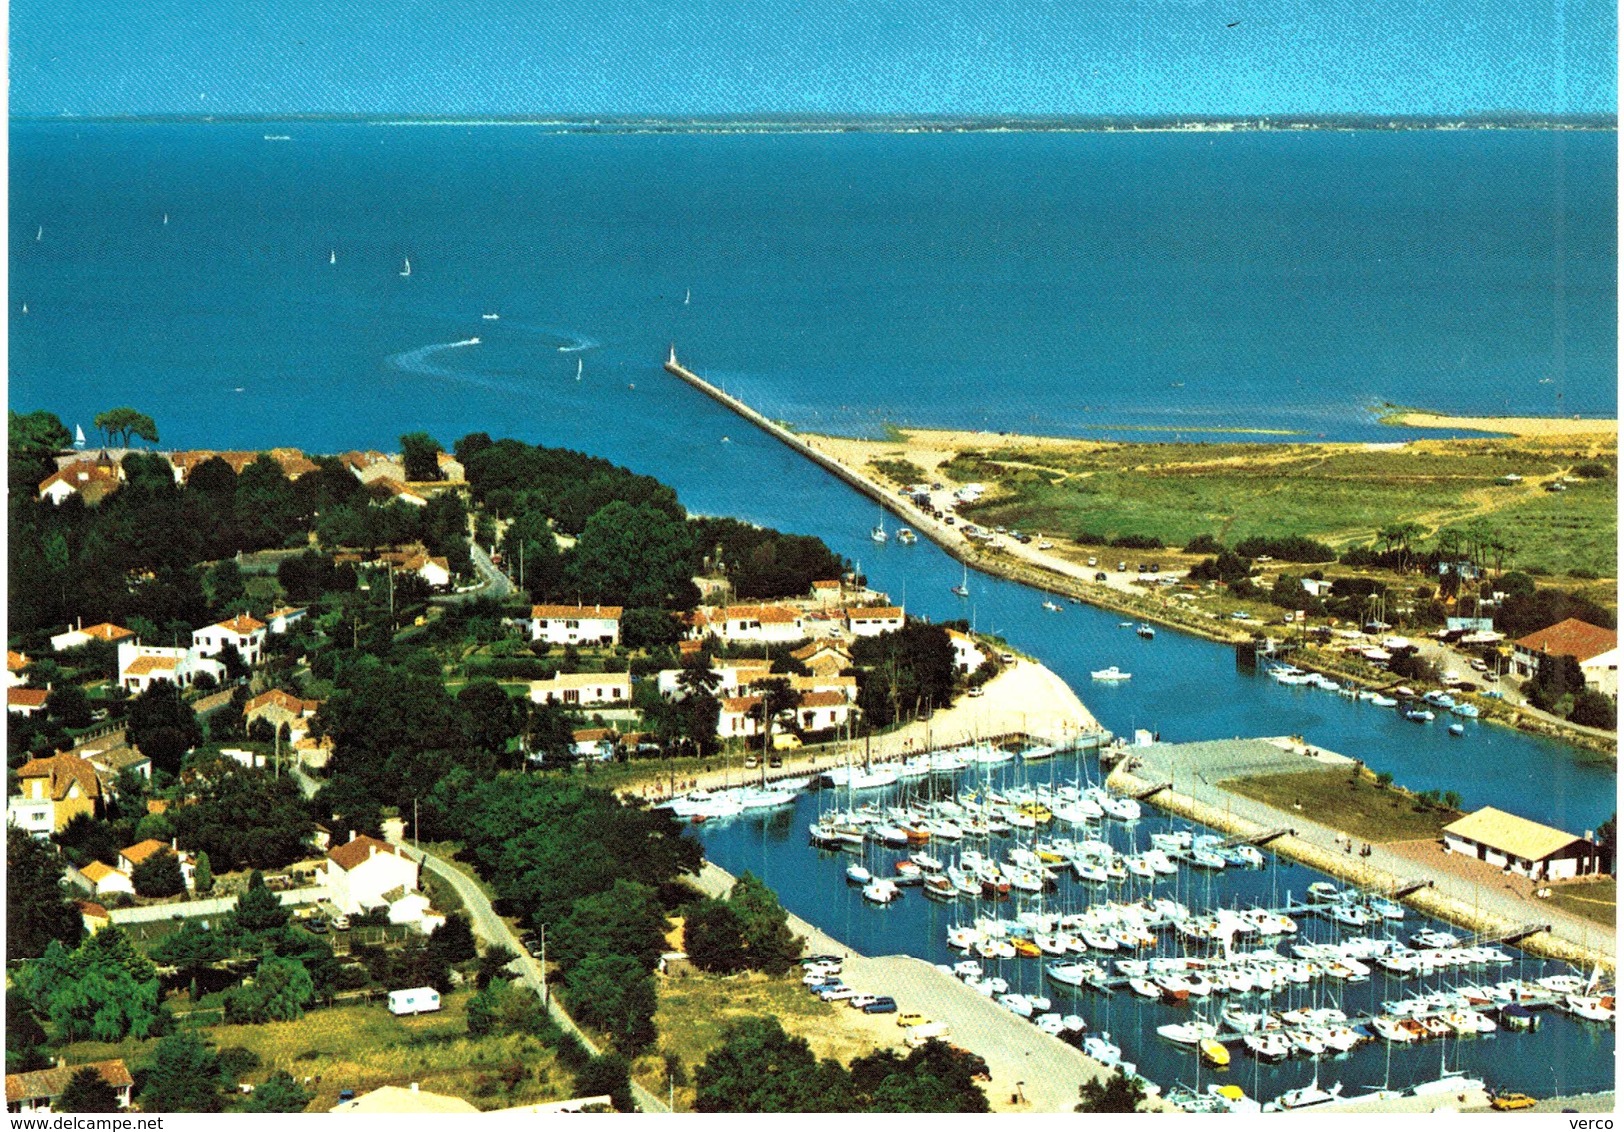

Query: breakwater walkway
1107;739;1616;971
663;351;1246;646
692;861;1159;1113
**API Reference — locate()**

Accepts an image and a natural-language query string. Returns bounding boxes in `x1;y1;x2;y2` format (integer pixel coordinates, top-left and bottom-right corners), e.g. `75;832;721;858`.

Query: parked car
818;985;858;1002
331;914;351;931
306;917;329;934
848;994;880;1010
896;1012;930;1029
862;997;898;1014
1094;572;1108;582
945;516;956;525
967;685;984;698
1086;556;1098;566
768;756;783;768
1490;1093;1537;1112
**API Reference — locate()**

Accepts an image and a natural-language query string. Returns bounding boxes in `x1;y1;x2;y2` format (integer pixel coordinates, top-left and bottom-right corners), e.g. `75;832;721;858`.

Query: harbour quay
1108;737;1615;971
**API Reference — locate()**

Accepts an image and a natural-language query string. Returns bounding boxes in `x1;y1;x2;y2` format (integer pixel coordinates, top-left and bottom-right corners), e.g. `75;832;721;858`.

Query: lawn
1222;768;1462;844
1544;877;1617;929
57;991;574;1112
941;437;1617;578
636;971;891;1112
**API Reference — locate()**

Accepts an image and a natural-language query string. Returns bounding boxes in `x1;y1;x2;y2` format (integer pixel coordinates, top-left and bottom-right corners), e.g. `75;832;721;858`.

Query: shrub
1109;534;1164;550
1183;534;1225;555
1233;535;1337;563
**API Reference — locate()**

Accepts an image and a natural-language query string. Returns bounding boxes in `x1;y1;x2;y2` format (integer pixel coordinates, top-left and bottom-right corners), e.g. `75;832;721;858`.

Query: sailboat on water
575;357;583;381
35;226;42;242
73;425;86;449
684;287;691;306
399;257;411;277
329;250;336;265
952;564;969;598
871;513;888;543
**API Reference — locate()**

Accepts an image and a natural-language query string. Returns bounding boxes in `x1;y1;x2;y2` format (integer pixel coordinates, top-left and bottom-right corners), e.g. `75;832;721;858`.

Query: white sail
400;257;411;277
74;424;86;447
330;250;336;265
576;358;583;380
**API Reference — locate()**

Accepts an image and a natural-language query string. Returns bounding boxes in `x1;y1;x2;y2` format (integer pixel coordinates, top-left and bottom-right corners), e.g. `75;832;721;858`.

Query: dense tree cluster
693;1018;987;1112
851;621;957;729
687;517;848;599
13;927;166;1043
6;828;85;961
683;872;802;976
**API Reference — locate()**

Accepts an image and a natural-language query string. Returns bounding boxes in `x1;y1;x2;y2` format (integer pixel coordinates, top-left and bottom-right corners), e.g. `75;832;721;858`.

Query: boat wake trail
556;334;599;354
386;338;494;384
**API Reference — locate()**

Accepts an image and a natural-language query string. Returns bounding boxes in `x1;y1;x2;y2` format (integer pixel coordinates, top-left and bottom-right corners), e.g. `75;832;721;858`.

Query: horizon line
10;110;1618;130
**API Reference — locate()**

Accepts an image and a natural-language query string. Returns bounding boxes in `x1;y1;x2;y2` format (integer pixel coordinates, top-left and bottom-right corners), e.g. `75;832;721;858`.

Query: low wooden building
1442;806;1603;881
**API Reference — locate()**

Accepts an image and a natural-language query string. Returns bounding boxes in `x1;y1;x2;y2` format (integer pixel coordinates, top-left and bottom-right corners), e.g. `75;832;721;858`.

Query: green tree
425;913;478;967
682;899;749;974
150;922;230;991
93;407;160;448
46;683;93;729
16;928;164;1043
56;1066;122;1112
1076;1069;1147;1113
9;409;72;496
548;880;669;973
457;680;523;759
850;1041;989;1112
565;501;696;608
193;850;214;894
140;1032;222;1113
243;1070;313;1113
563;954;658;1054
224;956;314;1023
400;432;444;482
576;1052;635;1112
233;871;290;934
7;827;85;960
476;944;518;989
1571;689;1617;730
131;849;186;898
728;871;802;975
694;1017;853;1112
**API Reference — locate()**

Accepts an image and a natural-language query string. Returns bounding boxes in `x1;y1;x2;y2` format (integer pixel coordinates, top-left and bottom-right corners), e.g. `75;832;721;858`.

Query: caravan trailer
388;987;442;1016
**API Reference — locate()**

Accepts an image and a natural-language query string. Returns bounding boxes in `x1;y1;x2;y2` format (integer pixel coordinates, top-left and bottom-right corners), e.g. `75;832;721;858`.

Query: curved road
395;839;669;1113
432;541;516;605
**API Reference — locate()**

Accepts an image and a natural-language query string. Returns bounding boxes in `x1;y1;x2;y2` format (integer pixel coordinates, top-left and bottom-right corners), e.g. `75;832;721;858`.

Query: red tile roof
15;753;101;802
797;691;849;709
326;834;403;872
723;604;801;624
213;613;266;634
76;900;110;920
7;650;30;672
244;688;321;717
7;1060;132;1104
118;839;169;867
721;695;763;714
847;606;903;620
38;460;121;500
80;622;134;642
531;604;624;620
123;655;179;676
1514;618;1618;663
8;687;48;708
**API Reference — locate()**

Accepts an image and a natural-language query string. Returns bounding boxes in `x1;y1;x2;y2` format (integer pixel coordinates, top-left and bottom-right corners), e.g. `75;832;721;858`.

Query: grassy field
57;991;574;1112
1222;769;1462;843
636;971;894;1111
1544;877;1617;929
939;437;1616;579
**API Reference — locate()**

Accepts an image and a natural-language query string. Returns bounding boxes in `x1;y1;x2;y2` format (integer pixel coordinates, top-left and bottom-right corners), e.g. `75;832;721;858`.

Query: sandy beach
1384;410;1617;439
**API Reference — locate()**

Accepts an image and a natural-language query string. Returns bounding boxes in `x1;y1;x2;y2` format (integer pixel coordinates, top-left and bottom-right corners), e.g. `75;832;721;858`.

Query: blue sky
10;0;1617;118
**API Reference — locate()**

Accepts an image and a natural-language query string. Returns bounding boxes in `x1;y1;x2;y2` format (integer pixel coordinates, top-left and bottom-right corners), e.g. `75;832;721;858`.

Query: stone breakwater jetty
691;862;1167;1113
1106;738;1615;973
662;349;1245;645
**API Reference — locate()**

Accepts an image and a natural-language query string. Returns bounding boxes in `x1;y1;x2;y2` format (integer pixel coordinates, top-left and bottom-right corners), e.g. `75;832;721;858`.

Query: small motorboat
862;879;901;904
1199;1038;1230;1068
1448;722;1465;736
1091;665;1133;681
1128;978;1160;999
845;864;872;885
1136;623;1156;639
1156;1021;1218;1046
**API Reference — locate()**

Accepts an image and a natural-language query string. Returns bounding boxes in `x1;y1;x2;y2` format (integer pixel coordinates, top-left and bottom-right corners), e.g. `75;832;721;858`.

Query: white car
847;994;880;1010
818;985;858;1002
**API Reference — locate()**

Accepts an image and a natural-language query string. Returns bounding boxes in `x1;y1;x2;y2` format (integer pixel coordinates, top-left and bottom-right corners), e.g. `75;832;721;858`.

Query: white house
530;604;623;647
38;459;122;505
265;606;308;634
946;629;988;675
845;606;905;638
116;641;226;694
191;614;267;666
789;674;859;702
528;671;632;707
5;1060;134;1114
571;728;617;760
76;860;136;899
718;695;764;739
702;604;807;645
1511;618;1619;699
655;661;773;700
323;834;421;917
7;651;30;688
50;621;135;653
795;691;854;732
7;688;47;717
414;555;451;588
117;839;196;890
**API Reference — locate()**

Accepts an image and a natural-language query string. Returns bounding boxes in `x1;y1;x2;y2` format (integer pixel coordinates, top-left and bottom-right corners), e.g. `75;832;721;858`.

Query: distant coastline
10;112;1617;133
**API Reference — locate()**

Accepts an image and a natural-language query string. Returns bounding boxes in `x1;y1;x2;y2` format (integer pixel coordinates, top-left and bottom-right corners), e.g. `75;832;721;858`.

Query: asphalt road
400;841;669;1113
432;540;516;605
